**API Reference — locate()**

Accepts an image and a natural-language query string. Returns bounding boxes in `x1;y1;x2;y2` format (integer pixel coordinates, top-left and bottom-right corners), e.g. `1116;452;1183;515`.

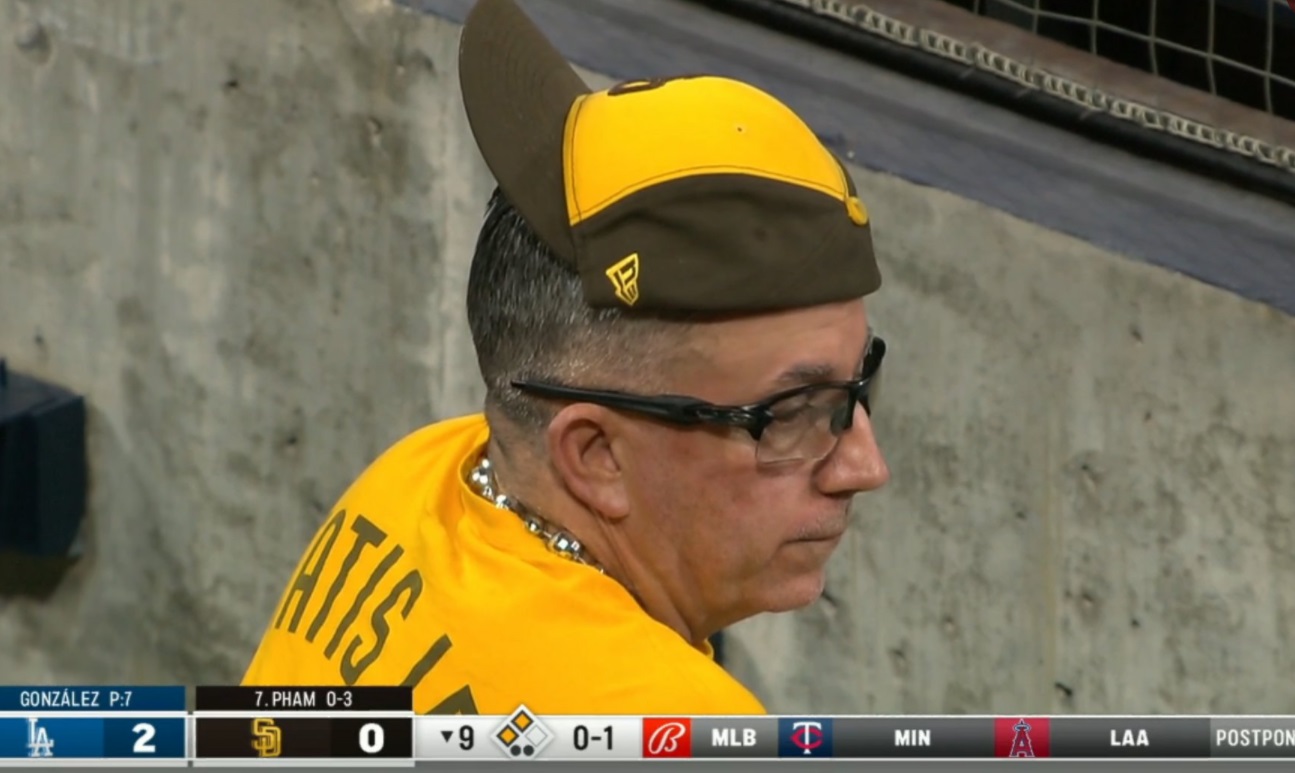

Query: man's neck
484;444;719;650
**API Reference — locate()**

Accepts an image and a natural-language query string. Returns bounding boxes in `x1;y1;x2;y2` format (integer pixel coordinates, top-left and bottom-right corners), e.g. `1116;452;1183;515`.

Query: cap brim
458;0;589;262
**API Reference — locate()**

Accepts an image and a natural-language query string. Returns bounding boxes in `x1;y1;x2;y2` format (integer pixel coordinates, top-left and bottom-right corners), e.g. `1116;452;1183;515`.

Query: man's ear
545;404;631;522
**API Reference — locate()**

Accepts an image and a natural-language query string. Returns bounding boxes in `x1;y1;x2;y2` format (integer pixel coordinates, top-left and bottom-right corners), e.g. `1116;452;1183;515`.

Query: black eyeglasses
513;337;886;464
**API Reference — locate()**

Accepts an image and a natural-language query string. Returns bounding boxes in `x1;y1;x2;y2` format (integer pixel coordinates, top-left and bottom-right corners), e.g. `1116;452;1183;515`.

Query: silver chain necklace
468;456;606;574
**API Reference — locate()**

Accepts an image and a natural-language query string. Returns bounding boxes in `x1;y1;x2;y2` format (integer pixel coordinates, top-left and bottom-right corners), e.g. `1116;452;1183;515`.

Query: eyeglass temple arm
512;381;713;424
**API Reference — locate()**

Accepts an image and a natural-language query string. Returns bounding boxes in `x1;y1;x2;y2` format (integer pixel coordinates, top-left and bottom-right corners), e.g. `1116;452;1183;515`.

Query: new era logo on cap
605;252;640;306
642;718;691;758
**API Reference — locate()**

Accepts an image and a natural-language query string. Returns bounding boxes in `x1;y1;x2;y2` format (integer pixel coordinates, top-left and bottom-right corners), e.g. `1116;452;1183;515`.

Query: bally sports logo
642;718;692;758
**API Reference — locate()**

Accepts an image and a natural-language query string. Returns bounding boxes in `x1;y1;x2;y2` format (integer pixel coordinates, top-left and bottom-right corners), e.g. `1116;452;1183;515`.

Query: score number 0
357;723;386;754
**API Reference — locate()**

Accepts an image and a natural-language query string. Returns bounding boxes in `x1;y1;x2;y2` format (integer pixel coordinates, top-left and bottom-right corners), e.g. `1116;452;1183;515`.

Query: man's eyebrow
770;330;876;388
772;362;837;387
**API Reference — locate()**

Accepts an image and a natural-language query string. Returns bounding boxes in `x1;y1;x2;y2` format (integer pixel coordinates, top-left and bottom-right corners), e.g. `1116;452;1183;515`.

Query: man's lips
793;531;845;543
790;516;849;542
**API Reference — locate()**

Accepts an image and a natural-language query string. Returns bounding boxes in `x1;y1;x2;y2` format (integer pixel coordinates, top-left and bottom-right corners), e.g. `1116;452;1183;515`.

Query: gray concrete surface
0;0;494;681
1;0;1293;715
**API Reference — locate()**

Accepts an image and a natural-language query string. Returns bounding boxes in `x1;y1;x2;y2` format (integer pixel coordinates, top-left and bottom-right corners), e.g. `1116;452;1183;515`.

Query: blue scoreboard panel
0;686;186;764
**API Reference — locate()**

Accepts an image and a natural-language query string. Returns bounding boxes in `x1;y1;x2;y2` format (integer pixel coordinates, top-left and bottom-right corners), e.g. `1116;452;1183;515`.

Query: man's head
465;188;890;636
458;0;889;640
465;189;694;436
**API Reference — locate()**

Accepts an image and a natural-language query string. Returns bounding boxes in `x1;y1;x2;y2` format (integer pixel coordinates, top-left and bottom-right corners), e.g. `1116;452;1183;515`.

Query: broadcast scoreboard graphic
0;686;186;765
2;686;1295;764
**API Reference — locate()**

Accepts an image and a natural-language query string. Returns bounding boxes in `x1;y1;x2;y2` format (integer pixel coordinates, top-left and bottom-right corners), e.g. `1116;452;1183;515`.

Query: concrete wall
0;0;494;682
2;0;1293;714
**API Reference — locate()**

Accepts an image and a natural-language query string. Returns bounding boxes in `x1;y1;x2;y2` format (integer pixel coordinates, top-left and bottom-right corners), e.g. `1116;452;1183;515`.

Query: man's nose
818;403;889;495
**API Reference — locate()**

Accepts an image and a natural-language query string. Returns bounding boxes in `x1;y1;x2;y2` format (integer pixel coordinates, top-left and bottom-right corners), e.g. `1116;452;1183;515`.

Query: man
243;0;889;714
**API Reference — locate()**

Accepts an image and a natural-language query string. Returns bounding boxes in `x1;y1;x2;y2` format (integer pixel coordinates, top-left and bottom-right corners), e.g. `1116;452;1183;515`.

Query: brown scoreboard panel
193;686;413;762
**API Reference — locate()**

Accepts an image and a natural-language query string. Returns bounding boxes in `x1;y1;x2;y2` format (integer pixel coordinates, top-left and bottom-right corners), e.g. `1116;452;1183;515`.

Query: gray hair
466;189;694;434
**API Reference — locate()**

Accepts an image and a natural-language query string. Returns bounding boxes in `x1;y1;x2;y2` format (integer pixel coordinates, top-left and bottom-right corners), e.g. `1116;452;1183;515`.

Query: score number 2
103;718;181;758
573;724;613;752
132;723;157;754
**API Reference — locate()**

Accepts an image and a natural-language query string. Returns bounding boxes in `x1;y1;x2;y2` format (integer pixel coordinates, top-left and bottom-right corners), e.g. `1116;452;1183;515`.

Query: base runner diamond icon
492;705;554;760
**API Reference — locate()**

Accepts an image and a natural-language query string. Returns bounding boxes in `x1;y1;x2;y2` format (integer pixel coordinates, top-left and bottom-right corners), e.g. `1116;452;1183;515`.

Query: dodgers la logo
777;717;833;757
26;718;54;758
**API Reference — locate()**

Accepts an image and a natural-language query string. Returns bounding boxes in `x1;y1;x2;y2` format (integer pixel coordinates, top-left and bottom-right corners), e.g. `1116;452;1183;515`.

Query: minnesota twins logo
777;717;833;757
26;718;55;758
791;721;823;754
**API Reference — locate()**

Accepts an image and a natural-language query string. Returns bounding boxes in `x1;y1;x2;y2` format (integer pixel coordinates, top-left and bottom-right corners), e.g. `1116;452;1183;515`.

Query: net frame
769;0;1295;176
961;0;1292;115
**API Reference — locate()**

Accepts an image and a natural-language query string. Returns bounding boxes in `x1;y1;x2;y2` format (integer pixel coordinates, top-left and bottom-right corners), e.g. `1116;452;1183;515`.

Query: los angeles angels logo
994;717;1051;758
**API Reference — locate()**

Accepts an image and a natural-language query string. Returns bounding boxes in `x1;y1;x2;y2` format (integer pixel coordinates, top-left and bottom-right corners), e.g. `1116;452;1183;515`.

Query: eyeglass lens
755;387;857;463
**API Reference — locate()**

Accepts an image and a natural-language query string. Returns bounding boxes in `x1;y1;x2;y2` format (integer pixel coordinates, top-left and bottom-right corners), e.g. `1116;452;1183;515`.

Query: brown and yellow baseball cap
458;0;881;312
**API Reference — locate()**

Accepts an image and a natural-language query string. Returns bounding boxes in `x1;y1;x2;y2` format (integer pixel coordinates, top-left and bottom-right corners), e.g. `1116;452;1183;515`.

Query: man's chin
760;568;830;613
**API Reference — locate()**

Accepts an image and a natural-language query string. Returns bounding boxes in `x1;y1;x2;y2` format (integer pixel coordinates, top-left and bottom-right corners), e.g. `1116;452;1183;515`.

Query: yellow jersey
243;413;767;715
